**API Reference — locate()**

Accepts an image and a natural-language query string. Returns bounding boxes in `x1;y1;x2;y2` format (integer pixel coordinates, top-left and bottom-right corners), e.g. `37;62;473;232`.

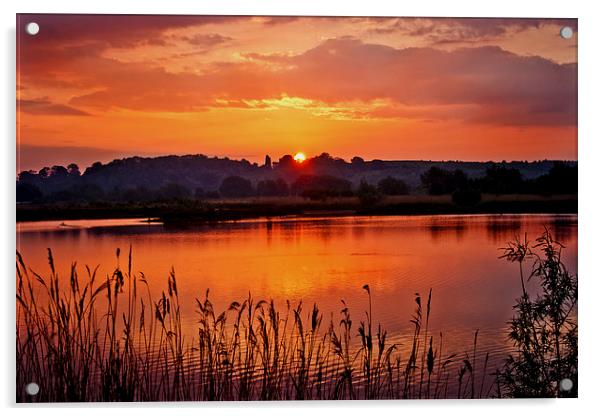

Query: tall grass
16;248;493;402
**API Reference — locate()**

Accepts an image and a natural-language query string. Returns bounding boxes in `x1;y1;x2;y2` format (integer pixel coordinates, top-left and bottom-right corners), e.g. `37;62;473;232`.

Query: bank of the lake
16;193;577;223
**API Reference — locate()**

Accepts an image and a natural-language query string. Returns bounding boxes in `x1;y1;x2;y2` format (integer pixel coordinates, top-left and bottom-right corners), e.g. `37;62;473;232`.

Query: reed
17;230;572;402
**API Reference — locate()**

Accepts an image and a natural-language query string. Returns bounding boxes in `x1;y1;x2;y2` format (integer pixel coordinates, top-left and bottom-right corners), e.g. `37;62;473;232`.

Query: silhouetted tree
50;165;69;177
84;161;103;175
479;165;524;194
67;163;81;177
377;176;409;195
277;155;295;170
158;182;191;200
16;183;42;202
532;162;577;195
15;154;575;205
114;186;150;202
356;180;382;206
264;155;272;169
421;167;468;195
38;167;50;179
74;184;105;201
256;178;289;197
219;176;254;198
291;174;352;198
17;170;38;183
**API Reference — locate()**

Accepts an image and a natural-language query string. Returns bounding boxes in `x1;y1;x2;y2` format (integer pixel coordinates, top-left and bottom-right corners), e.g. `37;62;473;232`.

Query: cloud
245;38;577;125
369;17;577;44
178;33;233;47
259;16;300;26
64;38;576;126
17;14;577;128
17;14;243;48
17;98;91;116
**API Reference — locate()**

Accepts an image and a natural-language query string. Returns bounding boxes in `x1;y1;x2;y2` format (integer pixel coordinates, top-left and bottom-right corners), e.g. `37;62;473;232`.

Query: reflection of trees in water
265;220;273;246
486;216;577;245
351;223;367;240
549;217;577;243
428;218;467;242
27;215;577;255
486;217;523;243
263;219;350;243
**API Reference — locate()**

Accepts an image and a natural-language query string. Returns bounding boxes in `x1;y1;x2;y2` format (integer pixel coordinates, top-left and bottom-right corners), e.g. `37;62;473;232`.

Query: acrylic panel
16;14;578;402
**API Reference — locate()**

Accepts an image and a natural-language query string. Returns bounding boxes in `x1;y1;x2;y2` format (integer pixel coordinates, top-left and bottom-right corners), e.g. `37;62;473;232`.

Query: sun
293;152;306;163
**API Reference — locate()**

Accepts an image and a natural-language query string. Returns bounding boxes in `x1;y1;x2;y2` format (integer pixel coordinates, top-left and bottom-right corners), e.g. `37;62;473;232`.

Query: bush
498;230;578;397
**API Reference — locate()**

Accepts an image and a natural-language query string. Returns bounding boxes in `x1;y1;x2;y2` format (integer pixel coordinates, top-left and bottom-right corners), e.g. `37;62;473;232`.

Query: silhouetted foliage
219;176;254;198
50;165;69;177
85;161;104;175
277;154;295;170
452;189;482;207
112;186;152;203
356;180;382;206
38;167;50;179
264;155;272;169
17;170;38;183
498;230;578;397
15;155;576;204
532;162;577;195
351;156;365;165
256;178;289;197
157;182;191;200
377;176;409;195
421;167;468;195
16;183;42;202
74;184;105;201
67;163;81;177
479;166;524;194
292;174;352;199
15;232;576;401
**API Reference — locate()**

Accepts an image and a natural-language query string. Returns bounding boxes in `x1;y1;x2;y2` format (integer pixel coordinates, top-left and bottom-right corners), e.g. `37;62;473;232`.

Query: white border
2;1;601;415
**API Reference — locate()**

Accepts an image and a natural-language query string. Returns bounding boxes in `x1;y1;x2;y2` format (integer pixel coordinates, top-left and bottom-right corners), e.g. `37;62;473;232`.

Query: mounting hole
25;382;39;396
559;378;573;392
560;26;573;40
25;22;40;36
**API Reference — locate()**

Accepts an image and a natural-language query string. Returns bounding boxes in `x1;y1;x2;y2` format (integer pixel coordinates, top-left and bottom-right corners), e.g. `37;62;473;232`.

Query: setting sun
294;152;306;163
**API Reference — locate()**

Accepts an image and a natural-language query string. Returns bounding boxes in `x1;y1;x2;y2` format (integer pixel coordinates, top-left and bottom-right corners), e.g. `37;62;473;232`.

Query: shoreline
16;194;577;223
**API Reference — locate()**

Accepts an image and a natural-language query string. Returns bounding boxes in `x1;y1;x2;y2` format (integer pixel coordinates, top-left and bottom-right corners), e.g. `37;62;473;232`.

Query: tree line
17;159;576;204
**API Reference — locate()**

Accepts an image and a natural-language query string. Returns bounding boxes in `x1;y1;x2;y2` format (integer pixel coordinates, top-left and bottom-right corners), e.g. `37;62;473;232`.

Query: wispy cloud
18;98;91;116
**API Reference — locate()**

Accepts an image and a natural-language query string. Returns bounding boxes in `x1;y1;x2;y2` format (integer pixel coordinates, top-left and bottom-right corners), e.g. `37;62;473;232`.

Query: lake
16;213;577;394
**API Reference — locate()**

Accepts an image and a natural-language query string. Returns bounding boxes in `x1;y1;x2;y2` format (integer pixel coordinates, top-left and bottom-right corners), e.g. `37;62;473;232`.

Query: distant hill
16;152;576;198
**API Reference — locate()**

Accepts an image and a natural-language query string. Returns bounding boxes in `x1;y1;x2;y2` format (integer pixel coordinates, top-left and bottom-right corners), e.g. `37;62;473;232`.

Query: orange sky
16;15;577;172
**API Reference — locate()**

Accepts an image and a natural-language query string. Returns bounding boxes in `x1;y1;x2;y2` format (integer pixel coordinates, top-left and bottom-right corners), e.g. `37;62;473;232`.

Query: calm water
16;214;577;379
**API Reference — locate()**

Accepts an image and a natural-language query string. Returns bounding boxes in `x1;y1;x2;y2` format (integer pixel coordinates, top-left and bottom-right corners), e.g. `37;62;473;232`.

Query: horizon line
18;151;578;174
